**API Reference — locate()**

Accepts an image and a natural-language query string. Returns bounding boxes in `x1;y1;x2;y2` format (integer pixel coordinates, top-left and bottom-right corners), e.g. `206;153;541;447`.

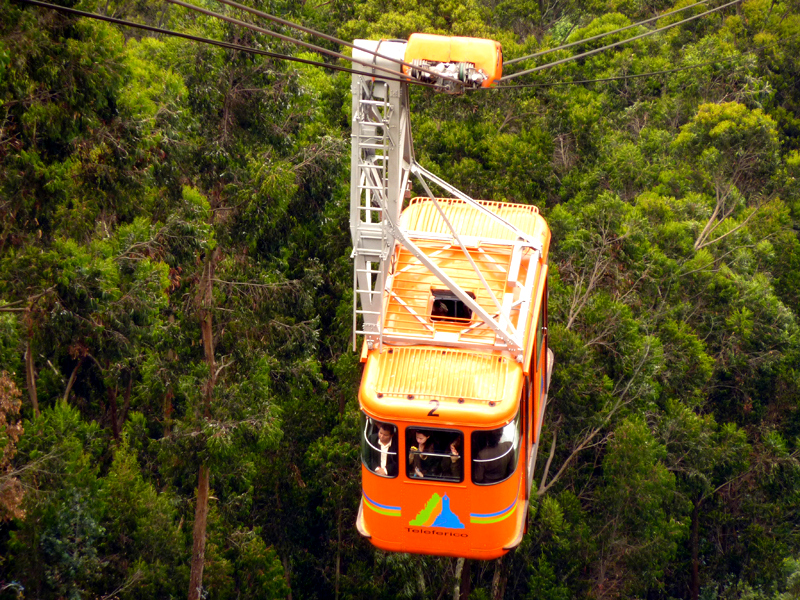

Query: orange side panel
359;429;525;559
523;264;548;376
403;34;503;87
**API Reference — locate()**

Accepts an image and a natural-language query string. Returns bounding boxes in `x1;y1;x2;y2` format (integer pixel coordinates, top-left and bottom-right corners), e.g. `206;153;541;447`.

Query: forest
1;0;799;597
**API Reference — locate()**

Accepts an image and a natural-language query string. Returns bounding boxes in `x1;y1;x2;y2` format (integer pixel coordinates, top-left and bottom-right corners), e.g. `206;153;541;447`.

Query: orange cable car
350;37;553;559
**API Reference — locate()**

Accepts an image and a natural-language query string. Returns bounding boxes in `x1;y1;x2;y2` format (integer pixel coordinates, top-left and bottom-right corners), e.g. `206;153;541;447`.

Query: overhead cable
210;0;455;84
166;0;462;86
15;0;754;92
12;0;436;87
504;0;710;66
494;59;748;88
493;31;791;89
501;0;742;81
163;0;421;83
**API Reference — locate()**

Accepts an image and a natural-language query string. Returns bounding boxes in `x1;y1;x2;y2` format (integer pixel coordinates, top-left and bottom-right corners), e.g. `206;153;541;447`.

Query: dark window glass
360;413;398;478
535;307;545;370
406;427;464;482
471;414;522;485
430;289;476;323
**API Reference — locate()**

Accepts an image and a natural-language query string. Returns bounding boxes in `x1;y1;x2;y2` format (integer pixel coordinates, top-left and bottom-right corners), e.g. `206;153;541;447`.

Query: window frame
405;426;465;483
428;289;476;323
360;413;399;479
471;412;522;486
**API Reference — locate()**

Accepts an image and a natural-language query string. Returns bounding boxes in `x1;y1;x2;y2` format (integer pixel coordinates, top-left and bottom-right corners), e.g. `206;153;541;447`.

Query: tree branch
62;359;82;403
537;427;558;495
538;341;652;495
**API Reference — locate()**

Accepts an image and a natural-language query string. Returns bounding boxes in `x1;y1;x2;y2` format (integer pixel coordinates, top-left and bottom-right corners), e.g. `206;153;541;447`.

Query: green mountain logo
409;493;464;529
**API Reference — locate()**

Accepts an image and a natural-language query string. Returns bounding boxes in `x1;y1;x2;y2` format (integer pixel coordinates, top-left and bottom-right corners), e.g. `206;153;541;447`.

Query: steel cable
504;0;711;66
13;0;438;88
501;0;742;81
209;0;460;84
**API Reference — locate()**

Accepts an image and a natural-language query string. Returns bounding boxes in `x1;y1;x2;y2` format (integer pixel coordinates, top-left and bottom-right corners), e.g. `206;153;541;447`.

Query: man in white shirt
373;423;398;477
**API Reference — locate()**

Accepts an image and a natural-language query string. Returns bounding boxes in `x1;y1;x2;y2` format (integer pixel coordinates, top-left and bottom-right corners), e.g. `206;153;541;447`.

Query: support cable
164;0;415;83
501;0;742;81
494;64;746;87
491;31;792;89
504;0;710;66
14;0;438;87
209;0;461;84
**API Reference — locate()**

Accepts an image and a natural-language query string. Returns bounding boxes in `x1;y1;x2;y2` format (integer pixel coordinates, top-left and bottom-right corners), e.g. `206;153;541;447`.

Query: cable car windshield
406;428;464;482
360;414;399;478
471;414;521;485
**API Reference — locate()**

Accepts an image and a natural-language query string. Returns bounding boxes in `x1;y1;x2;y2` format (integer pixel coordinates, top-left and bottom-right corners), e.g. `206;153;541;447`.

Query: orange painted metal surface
403;34;503;87
357;423;526;560
360;346;523;427
357;197;550;559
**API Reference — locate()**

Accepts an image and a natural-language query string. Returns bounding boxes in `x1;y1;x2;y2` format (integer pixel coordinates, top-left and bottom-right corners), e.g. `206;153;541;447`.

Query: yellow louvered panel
375;347;511;404
401;198;540;240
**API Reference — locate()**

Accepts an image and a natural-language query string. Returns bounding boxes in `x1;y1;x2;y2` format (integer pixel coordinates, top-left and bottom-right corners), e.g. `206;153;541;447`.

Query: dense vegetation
1;0;799;597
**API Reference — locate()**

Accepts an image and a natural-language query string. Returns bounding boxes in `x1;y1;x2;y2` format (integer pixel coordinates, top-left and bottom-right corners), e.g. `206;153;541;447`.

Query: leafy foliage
1;0;799;598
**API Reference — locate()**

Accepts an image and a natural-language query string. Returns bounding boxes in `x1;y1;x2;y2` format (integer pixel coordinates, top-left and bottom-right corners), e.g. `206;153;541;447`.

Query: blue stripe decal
470;496;518;519
363;492;402;512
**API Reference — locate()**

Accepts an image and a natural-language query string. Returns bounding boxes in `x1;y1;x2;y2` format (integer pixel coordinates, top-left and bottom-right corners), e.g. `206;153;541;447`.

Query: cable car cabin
355;197;553;560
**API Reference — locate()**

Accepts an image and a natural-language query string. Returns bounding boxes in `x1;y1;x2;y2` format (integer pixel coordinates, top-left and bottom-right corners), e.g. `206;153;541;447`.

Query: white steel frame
350;40;541;359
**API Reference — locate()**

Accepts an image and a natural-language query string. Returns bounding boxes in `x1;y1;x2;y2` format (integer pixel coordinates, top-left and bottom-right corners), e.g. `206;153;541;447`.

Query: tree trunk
24;339;39;416
188;465;210;600
453;557;464;600
282;554;293;600
199;248;218;414
459;558;471;600
690;500;700;600
188;248;218;600
108;383;120;441
62;359;81;403
335;504;342;600
164;388;174;436
118;370;133;432
491;556;507;600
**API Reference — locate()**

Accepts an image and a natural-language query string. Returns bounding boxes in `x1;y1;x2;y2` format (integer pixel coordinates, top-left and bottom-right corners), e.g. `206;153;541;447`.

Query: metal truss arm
386;219;525;354
410;163;539;247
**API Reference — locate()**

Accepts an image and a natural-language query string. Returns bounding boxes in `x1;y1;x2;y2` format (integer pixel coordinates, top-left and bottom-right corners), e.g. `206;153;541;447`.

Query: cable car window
360;413;399;478
430;289;476;323
471;414;522;485
406;427;464;482
535;282;548;370
535;306;545;370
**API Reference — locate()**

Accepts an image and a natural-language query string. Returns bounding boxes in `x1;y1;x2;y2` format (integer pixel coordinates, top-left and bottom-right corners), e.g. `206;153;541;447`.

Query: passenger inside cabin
370;422;398;477
473;429;513;483
430;290;475;323
431;300;449;319
441;435;463;479
409;430;440;478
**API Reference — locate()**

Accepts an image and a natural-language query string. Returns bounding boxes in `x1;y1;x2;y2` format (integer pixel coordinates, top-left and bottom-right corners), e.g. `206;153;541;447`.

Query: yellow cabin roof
359;197;550;426
401;197;541;240
380;198;548;346
360;345;523;427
